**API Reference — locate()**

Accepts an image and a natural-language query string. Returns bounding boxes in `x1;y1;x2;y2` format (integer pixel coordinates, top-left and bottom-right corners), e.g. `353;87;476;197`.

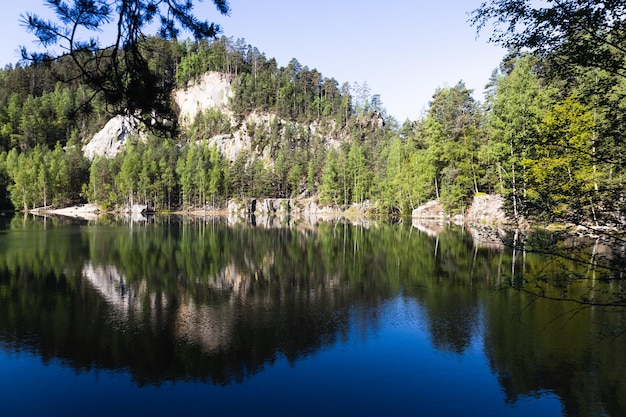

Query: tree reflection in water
0;214;624;415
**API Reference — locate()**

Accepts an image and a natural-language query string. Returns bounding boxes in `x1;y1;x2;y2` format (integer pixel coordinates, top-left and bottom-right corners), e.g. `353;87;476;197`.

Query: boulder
412;200;445;220
412;195;509;225
131;204;147;214
255;199;291;215
465;194;507;224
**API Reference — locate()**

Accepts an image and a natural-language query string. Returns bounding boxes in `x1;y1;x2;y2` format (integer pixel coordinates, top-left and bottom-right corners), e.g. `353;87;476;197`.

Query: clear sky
0;0;505;122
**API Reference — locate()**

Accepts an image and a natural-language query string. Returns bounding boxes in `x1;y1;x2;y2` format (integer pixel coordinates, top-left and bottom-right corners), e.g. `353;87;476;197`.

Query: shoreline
23;198;624;241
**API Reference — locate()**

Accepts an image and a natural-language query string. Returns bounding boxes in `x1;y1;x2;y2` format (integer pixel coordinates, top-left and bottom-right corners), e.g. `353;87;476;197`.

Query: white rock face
465;194;507;223
412;194;508;225
83;71;346;162
83;115;141;159
173;71;233;126
412;200;445;219
207;132;252;162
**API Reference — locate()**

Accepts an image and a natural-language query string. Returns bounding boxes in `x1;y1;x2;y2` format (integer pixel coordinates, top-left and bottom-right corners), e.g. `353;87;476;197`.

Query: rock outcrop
82;70;348;163
412;194;509;225
173;72;233;126
226;197;373;228
83;115;142;159
82;72;234;160
411;195;510;248
465;194;508;225
411;200;445;220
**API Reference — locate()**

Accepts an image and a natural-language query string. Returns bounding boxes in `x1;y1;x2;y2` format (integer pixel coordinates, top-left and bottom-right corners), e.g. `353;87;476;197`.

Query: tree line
0;31;624;228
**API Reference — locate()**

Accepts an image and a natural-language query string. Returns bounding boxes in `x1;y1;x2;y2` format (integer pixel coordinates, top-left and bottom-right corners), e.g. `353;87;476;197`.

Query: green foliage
87;156;119;209
318;149;340;206
187;107;232;139
22;0;230;117
0;75;102;152
523;97;595;220
85;136;180;210
176;38;239;86
486;56;556;219
1;22;626;230
371;82;486;216
175;140;227;209
2;143;83;210
471;1;626;78
425;82;484;213
229;53;352;124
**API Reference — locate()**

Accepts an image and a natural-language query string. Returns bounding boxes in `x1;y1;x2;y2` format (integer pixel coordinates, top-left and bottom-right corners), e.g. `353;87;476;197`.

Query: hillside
84;70;360;163
1;36;625;230
0;37;392;213
78;67;507;224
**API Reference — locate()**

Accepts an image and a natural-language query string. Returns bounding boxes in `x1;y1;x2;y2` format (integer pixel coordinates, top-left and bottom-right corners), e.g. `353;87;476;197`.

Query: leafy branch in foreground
20;0;230;119
470;0;626;78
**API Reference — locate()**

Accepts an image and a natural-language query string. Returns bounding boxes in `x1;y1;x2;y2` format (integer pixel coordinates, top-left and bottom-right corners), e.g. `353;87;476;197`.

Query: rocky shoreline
28;194;620;249
29;194;510;225
410;194;509;226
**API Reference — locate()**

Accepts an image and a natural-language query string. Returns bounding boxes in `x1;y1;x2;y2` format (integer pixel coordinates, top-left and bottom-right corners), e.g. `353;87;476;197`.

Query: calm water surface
0;215;624;417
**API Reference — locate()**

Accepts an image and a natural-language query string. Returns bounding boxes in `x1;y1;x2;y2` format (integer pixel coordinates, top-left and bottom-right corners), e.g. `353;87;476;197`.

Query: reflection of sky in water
2;218;618;416
0;294;563;417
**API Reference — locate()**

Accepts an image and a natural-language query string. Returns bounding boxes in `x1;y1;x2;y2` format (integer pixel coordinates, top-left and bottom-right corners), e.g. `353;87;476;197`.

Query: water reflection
0;215;624;416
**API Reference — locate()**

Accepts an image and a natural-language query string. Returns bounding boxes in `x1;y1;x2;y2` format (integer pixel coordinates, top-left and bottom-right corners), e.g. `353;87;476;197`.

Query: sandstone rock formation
173;71;233;126
412;194;509;225
83;115;142;159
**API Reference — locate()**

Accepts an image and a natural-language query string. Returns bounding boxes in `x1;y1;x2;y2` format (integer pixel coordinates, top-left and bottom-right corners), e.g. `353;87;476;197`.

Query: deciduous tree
471;0;626;78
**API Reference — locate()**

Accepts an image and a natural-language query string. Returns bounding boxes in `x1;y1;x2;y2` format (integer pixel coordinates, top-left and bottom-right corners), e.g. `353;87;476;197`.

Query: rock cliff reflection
0;215;624;416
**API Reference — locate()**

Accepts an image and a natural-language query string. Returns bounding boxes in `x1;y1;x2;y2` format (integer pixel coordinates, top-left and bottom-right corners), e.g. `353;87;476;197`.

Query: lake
0;214;624;417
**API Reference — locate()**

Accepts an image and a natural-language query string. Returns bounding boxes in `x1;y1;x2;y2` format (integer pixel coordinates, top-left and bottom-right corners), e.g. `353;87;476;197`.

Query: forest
0;32;625;228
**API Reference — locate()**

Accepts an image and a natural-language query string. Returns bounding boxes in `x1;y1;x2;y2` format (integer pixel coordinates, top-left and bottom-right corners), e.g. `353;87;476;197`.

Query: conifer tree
21;0;230;118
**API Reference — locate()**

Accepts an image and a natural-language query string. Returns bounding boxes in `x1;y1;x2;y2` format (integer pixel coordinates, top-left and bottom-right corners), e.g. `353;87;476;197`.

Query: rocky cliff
83;115;144;159
83;73;234;159
174;72;234;126
82;71;348;162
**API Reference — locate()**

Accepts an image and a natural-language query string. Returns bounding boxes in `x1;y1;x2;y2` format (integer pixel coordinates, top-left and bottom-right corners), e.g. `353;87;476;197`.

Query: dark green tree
424;82;483;213
318;149;341;206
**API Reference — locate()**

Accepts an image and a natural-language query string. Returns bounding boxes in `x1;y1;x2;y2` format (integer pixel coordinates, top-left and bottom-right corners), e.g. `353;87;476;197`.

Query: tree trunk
22;186;27;213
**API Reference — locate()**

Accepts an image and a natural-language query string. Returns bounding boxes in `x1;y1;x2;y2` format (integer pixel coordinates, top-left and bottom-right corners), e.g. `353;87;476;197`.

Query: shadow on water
0;214;624;416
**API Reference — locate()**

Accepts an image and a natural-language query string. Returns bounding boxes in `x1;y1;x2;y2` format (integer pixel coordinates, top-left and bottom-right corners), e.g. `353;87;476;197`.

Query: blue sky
0;0;505;122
